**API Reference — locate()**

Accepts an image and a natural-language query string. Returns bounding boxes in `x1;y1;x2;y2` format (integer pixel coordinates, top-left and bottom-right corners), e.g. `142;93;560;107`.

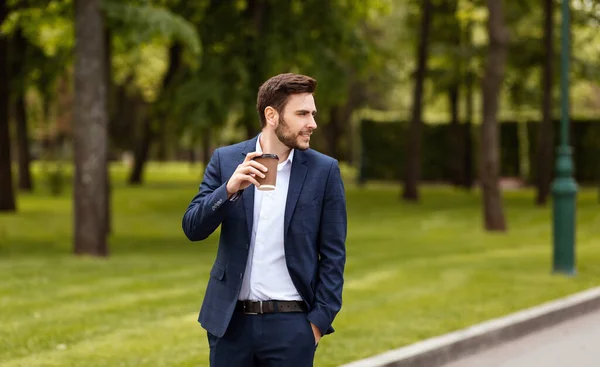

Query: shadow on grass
0;234;220;258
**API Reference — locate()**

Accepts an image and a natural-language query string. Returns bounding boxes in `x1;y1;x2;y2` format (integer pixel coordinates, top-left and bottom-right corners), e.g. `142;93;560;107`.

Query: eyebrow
296;109;317;115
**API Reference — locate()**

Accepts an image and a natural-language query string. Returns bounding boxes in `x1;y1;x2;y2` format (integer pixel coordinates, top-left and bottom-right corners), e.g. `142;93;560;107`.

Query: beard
275;116;309;151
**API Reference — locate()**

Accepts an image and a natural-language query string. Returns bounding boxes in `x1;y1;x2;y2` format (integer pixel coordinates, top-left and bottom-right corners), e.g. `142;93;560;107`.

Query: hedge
359;119;600;184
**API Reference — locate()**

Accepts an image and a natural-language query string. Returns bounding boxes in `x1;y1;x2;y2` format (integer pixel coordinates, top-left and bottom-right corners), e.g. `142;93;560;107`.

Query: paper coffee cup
253;154;279;191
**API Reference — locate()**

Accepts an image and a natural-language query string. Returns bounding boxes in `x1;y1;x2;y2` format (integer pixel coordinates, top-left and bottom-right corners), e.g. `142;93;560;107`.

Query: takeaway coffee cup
253;154;279;191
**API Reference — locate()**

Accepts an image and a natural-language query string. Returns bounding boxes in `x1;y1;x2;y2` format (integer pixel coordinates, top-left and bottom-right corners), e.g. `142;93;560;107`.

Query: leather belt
236;300;307;315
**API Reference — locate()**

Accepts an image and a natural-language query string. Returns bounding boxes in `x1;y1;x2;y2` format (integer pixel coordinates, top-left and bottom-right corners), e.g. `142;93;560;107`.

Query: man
182;73;347;366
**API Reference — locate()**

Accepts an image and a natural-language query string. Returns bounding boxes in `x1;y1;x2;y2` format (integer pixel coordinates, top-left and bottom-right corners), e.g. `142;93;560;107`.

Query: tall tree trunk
325;80;367;162
446;0;463;187
156;128;167;162
11;27;34;192
536;0;555;205
188;147;196;166
15;92;33;192
128;97;150;185
464;72;475;190
480;0;508;231
73;0;109;256
104;26;112;235
342;81;367;163
0;1;16;212
201;127;211;168
109;75;135;150
156;43;182;161
448;85;463;186
403;0;433;201
41;90;53;159
128;43;182;184
242;0;268;139
326;106;343;160
463;21;475;190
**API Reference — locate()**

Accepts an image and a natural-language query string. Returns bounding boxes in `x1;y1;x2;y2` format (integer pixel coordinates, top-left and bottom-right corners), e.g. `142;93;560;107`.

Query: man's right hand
226;152;268;196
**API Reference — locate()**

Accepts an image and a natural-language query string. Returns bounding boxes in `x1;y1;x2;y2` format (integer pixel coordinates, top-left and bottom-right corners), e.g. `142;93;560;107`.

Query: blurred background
1;1;600;367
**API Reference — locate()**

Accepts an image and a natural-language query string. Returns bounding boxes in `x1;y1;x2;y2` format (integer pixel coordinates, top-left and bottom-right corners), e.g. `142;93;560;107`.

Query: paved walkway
443;309;600;367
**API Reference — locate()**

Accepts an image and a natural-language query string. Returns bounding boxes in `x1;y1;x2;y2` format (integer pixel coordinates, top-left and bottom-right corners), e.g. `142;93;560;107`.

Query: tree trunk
325;106;342;160
129;97;150;185
324;81;368;163
463;21;475;190
445;0;463;187
0;2;16;212
448;85;463;186
158;43;182;161
341;81;367;163
11;27;34;192
109;75;135;150
41;90;53;159
156;122;168;162
402;0;432;201
480;0;508;231
464;73;475;190
188;147;196;165
201;127;211;168
242;0;268;139
104;26;112;235
536;0;555;206
73;0;109;255
14;92;33;192
128;43;182;184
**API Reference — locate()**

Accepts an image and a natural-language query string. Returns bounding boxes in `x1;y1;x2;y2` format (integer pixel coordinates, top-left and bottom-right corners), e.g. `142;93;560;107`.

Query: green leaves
2;0;73;57
102;0;201;57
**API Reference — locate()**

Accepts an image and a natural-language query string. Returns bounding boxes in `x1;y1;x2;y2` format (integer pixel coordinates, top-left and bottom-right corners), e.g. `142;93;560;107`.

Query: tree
169;0;244;166
240;0;269;140
433;0;463;186
480;0;508;231
11;26;34;192
403;0;433;201
0;0;17;212
128;42;183;185
100;0;201;184
73;0;109;256
536;0;555;205
462;16;475;190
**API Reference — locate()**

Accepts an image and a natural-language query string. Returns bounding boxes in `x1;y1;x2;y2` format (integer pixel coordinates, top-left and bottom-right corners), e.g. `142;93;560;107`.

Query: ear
264;106;279;127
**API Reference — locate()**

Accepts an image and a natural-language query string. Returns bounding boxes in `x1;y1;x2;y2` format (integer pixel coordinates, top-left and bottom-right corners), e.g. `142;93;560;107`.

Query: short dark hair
256;73;317;127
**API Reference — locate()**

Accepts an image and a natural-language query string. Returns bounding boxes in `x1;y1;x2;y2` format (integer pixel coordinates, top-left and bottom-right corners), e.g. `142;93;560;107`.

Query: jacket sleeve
182;148;234;241
307;159;347;336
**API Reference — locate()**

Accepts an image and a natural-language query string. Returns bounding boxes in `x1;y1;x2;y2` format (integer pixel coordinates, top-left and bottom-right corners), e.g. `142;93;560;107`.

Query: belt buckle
243;301;263;315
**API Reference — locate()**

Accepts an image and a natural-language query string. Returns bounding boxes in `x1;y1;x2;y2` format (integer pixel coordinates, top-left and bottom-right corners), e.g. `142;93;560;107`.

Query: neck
259;130;291;163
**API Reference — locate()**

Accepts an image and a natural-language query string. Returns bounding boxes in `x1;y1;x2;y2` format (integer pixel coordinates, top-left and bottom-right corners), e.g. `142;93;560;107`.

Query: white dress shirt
238;136;302;301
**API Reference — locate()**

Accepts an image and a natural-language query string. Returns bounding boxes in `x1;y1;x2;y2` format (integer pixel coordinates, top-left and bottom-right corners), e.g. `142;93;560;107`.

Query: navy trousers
207;311;317;367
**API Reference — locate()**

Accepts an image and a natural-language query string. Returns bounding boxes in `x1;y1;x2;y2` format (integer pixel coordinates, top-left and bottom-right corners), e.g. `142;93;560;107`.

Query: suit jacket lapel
241;136;259;240
242;185;254;239
284;149;308;239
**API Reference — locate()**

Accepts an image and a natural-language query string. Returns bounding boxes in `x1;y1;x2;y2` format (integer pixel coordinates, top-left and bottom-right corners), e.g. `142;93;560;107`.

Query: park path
442;309;600;367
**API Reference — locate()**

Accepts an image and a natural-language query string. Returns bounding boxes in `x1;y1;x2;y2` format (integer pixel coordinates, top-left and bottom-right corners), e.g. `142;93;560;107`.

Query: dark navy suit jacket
182;135;347;338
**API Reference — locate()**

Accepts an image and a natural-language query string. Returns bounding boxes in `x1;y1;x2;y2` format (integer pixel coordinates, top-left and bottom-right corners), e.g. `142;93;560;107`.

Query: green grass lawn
1;162;600;367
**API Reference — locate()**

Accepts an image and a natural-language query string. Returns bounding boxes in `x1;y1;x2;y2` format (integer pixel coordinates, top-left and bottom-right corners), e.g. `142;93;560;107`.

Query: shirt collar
256;133;294;170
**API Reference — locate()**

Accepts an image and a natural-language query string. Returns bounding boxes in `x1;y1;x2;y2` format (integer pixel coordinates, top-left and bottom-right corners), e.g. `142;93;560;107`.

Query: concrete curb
340;286;600;367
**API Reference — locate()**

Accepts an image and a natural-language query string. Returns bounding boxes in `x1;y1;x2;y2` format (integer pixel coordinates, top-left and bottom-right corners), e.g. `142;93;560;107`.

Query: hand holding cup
226;152;268;196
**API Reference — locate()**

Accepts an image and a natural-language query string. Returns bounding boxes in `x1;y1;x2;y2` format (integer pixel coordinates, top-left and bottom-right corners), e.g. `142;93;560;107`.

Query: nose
308;116;317;130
